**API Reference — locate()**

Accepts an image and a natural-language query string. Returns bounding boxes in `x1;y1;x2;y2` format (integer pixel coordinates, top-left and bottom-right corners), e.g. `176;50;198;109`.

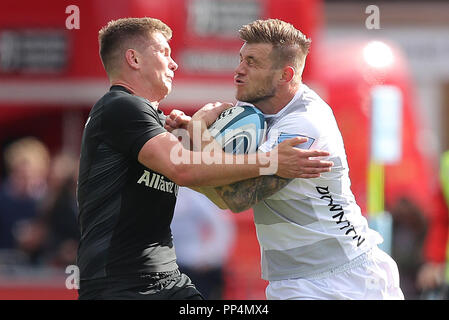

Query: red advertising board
0;0;320;109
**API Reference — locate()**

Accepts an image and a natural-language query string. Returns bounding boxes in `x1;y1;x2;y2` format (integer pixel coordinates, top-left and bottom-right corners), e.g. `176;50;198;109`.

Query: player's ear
125;49;140;70
280;66;295;83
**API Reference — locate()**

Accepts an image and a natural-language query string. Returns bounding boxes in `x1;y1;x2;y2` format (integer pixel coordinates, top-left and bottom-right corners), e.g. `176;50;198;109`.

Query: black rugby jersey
76;85;179;280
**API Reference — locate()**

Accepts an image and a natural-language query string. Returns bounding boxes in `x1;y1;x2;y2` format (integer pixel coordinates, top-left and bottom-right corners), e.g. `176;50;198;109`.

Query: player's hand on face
275;137;334;179
164;109;191;132
191;102;234;128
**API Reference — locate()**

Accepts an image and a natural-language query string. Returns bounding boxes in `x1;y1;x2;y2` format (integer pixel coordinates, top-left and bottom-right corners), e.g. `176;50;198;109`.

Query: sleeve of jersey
258;115;320;153
102;96;167;159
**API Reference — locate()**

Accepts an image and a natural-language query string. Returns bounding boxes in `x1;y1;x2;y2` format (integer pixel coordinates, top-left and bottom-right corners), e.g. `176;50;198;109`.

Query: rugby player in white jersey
195;19;404;300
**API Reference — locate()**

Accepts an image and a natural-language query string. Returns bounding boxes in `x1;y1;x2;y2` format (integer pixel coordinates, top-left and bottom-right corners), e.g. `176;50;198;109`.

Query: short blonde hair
98;17;172;76
239;19;311;71
4;137;50;174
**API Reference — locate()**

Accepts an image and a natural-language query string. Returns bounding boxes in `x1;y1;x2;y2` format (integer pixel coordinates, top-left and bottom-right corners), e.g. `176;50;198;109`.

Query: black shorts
78;269;204;300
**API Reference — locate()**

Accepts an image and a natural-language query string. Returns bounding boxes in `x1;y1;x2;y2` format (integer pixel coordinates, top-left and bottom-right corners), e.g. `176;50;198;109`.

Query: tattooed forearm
215;175;293;213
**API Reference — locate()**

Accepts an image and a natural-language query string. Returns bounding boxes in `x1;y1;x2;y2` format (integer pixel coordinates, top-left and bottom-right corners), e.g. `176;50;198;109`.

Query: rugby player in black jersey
76;17;333;300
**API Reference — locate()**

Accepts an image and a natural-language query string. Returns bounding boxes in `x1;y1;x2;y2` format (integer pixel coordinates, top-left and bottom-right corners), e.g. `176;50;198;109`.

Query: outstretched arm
214;175;293;212
196;147;332;212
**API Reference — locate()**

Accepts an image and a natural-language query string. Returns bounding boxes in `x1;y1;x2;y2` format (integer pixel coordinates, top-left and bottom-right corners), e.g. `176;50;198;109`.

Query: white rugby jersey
238;84;383;281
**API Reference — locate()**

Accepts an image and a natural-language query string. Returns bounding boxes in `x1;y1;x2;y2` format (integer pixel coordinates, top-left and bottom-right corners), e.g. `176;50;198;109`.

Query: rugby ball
208;105;266;154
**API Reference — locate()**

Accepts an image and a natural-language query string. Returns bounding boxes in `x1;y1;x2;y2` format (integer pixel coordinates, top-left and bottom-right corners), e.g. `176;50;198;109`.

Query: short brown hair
98;17;172;76
239;19;311;71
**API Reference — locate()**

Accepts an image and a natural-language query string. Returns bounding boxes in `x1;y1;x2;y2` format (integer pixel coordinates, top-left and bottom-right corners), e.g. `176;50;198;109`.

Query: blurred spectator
0;137;50;263
416;150;449;299
15;152;80;268
172;187;235;300
389;197;428;299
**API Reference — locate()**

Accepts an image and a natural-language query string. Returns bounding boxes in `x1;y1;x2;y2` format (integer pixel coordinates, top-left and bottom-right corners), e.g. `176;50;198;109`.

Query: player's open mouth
234;78;245;85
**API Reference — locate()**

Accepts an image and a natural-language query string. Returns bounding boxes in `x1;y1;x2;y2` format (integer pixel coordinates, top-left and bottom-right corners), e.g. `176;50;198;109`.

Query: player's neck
254;84;298;115
111;80;135;94
110;79;160;109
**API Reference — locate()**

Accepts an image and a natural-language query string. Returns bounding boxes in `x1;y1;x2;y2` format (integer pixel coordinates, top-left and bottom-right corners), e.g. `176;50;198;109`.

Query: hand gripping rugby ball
208;105;266;154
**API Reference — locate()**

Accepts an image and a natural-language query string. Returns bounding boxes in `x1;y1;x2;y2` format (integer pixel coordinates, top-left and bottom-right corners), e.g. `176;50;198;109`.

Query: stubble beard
237;75;276;104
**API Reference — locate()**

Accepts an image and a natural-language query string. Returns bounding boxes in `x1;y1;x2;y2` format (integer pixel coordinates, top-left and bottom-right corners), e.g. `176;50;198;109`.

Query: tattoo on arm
215;175;293;213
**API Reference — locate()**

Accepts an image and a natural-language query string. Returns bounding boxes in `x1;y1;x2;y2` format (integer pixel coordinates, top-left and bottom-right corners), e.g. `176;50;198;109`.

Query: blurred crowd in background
0;137;79;269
